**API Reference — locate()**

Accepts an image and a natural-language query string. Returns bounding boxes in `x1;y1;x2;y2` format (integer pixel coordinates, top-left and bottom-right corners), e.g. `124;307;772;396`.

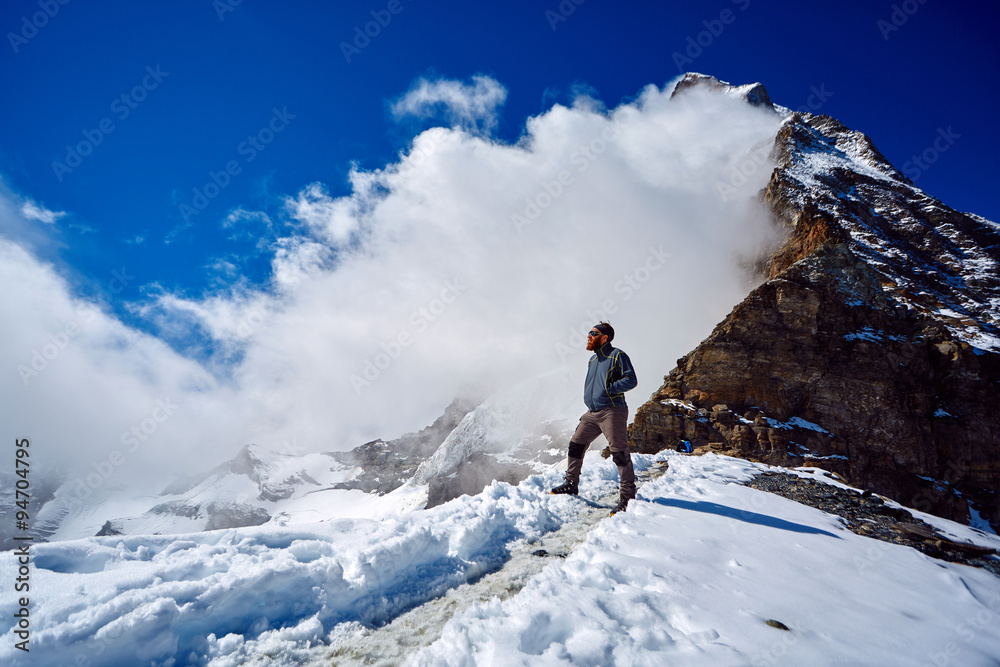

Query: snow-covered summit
771;110;1000;352
24;373;582;542
671;72;775;110
632;75;1000;536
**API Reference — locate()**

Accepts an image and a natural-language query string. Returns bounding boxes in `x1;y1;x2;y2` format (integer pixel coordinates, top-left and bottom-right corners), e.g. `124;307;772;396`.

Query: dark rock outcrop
96;520;123;537
744;470;998;575
202;503;271;531
146;499;270;530
630;76;1000;531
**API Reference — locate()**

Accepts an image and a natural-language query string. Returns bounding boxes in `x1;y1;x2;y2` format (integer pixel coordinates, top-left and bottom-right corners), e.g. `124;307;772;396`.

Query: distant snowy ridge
22;372;581;543
413;369;582;506
26;444;401;542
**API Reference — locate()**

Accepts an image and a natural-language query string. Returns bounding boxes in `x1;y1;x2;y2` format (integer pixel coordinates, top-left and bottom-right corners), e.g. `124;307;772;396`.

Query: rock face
630;75;1000;531
672;71;775;110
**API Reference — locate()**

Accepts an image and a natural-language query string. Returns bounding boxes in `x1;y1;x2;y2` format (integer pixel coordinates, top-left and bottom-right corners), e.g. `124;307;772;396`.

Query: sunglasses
588;330;605;338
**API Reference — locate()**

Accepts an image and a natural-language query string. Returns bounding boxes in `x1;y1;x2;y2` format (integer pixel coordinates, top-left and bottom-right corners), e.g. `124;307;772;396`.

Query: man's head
586;321;614;351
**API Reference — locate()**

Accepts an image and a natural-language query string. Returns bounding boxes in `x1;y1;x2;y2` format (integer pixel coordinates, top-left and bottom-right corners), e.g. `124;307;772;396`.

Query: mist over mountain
2;74;783;498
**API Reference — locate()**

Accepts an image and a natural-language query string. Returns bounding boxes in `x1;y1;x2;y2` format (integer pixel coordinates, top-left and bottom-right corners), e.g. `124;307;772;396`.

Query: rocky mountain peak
228;443;267;476
770;112;1000;350
630;84;1000;532
160;442;268;497
671;72;774;110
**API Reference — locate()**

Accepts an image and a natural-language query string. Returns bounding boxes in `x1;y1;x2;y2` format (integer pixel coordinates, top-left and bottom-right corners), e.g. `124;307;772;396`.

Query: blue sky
2;0;998;308
3;0;1000;469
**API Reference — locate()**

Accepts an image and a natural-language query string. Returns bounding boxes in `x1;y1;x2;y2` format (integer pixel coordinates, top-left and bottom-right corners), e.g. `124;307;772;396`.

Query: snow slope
413;455;1000;666
3;453;999;666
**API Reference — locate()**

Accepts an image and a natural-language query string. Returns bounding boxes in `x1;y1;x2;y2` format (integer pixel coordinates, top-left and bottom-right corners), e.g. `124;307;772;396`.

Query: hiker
551;321;638;514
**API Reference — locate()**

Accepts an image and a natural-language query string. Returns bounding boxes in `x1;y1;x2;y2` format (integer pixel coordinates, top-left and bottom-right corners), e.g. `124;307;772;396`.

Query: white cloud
0;238;231;486
0;77;785;493
285;182;361;246
21;199;65;224
391;75;508;134
221;207;275;252
223;207;272;232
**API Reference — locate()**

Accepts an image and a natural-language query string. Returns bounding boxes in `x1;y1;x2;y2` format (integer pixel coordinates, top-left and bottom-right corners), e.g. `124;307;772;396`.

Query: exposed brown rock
672;72;775;111
630;80;1000;532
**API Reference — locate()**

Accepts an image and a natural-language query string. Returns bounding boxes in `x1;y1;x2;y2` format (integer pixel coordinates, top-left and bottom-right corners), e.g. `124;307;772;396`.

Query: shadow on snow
650;497;841;538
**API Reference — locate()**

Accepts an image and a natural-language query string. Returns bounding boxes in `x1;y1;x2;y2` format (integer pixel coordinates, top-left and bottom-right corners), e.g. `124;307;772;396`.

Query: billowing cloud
391;74;508;134
285;182;362;246
1;76;784;497
0;233;230;484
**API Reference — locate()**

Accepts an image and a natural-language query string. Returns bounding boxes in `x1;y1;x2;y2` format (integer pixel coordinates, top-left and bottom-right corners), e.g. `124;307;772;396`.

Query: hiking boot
610;496;630;515
550;480;578;495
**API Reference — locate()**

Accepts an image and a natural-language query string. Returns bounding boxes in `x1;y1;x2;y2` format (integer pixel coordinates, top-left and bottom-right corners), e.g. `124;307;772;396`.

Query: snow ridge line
325;458;672;666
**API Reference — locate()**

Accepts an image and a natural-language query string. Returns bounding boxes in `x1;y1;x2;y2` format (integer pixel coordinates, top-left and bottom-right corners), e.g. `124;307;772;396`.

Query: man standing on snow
551;321;638;514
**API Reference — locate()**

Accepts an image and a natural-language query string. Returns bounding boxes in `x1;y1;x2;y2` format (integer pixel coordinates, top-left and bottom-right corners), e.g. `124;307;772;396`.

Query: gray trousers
565;406;636;499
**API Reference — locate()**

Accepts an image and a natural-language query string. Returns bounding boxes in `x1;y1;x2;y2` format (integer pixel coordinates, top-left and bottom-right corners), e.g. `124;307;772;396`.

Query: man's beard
586;337;599;351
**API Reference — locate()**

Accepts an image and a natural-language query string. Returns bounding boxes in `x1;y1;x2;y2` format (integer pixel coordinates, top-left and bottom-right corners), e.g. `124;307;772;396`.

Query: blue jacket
584;342;638;411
